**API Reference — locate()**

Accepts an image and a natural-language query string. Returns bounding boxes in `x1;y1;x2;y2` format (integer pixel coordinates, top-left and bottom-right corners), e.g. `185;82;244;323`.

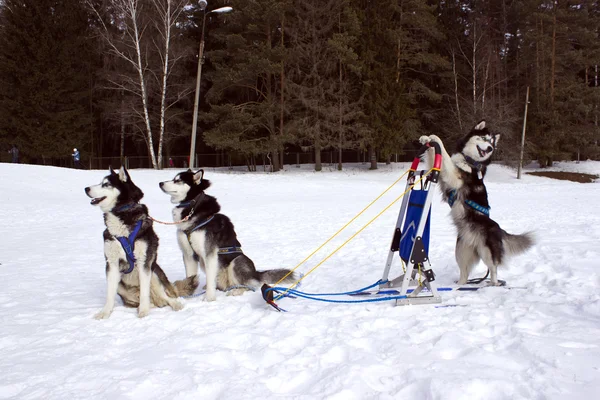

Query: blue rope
265;286;406;305
183;290;206;298
263;279;410;306
274;279;387;297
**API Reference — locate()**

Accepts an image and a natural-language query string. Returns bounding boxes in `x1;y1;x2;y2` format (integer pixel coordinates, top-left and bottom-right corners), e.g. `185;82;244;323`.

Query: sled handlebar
411;142;442;171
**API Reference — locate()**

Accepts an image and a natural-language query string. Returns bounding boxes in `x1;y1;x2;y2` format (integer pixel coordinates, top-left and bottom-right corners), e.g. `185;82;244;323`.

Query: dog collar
177;193;205;208
463;155;484;172
115;203;138;212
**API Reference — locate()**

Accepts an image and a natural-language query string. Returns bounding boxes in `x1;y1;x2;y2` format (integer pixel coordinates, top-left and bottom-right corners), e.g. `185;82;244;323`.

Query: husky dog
159;169;297;301
85;166;199;319
420;121;534;285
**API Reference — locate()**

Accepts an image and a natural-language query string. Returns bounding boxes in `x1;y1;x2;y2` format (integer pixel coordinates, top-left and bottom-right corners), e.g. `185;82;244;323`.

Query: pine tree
202;0;291;172
516;0;600;165
357;0;448;169
0;0;97;161
286;0;361;171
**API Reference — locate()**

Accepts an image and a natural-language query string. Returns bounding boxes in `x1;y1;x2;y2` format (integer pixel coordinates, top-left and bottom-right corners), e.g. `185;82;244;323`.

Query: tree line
0;0;599;170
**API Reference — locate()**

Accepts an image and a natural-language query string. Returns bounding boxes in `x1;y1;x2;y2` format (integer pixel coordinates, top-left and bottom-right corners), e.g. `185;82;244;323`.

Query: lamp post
189;2;233;169
517;86;530;180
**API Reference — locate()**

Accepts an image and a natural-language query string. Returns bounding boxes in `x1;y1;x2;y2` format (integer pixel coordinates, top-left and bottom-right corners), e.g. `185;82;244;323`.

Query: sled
260;142;445;311
379;143;443;306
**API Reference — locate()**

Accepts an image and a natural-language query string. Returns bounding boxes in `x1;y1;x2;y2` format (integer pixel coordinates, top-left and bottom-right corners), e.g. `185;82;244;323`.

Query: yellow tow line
273;167;435;301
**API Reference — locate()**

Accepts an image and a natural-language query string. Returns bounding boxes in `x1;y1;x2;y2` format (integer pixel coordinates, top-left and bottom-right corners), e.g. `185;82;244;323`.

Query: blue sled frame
380;143;443;306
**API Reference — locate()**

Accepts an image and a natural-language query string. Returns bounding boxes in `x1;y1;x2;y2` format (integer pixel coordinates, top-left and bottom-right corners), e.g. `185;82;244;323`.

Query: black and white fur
159;169;297;301
85;166;199;319
420;121;534;285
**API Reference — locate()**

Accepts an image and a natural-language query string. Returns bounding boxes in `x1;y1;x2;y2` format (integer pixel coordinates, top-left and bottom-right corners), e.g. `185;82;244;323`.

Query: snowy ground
1;161;599;400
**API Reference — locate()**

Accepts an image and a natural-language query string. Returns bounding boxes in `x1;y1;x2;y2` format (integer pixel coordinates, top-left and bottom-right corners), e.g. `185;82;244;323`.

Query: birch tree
87;0;190;169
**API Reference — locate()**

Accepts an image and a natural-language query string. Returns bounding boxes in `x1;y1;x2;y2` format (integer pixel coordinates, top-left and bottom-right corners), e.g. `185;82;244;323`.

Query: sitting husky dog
159;169;297;301
420;121;534;285
85;166;199;319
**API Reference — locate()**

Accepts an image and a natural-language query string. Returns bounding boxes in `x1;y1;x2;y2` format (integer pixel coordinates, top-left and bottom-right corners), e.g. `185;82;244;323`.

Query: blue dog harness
218;246;243;255
448;190;490;216
185;215;244;256
116;220;143;274
186;215;215;237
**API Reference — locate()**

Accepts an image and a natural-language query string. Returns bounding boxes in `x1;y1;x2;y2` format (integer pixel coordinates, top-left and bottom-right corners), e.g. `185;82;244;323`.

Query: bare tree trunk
482;51;491;114
265;21;280;172
451;48;463;131
280;14;286;171
502;0;509;101
594;64;598;145
315;142;322;171
472;22;477;117
87;0;158;169
152;0;185;170
536;17;540;111
338;40;343;171
369;145;377;170
131;2;157;169
120;97;125;164
541;18;547;96
550;4;557;107
396;4;403;83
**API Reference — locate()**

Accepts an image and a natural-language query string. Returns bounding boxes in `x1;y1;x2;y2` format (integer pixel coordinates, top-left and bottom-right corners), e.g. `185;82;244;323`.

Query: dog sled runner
262;142;451;311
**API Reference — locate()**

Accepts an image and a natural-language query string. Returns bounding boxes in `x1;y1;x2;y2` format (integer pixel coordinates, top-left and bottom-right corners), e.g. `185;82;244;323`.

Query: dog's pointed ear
493;133;501;147
118;166;128;182
474;120;486;131
109;166;116;175
193;169;204;185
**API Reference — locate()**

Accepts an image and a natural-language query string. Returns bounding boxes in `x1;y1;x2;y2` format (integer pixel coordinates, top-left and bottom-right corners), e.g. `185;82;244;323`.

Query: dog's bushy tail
173;275;200;297
258;269;298;285
503;231;535;258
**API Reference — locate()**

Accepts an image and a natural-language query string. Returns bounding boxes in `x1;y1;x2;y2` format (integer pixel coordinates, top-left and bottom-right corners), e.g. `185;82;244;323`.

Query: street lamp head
198;0;207;11
210;6;233;14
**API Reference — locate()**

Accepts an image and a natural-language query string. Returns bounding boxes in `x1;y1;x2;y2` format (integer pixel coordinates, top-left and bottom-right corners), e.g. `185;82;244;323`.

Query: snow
1;161;599;400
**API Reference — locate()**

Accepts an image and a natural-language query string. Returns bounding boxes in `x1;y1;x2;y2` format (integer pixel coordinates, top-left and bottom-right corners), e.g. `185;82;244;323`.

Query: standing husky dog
420;121;534;285
85;166;199;319
159;169;297;301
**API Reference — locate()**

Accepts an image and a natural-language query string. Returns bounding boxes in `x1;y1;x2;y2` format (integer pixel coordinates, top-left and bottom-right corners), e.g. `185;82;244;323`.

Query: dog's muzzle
477;145;493;157
85;187;106;205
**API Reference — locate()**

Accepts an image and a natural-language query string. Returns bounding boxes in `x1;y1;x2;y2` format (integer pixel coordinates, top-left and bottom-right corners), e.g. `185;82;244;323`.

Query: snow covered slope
0;161;599;399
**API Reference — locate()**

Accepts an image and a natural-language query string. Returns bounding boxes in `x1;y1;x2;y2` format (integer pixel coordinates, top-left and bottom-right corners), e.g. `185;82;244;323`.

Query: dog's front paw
137;307;150;318
204;293;216;302
227;288;247;296
170;301;184;311
94;309;112;320
419;135;431;145
428;134;442;144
